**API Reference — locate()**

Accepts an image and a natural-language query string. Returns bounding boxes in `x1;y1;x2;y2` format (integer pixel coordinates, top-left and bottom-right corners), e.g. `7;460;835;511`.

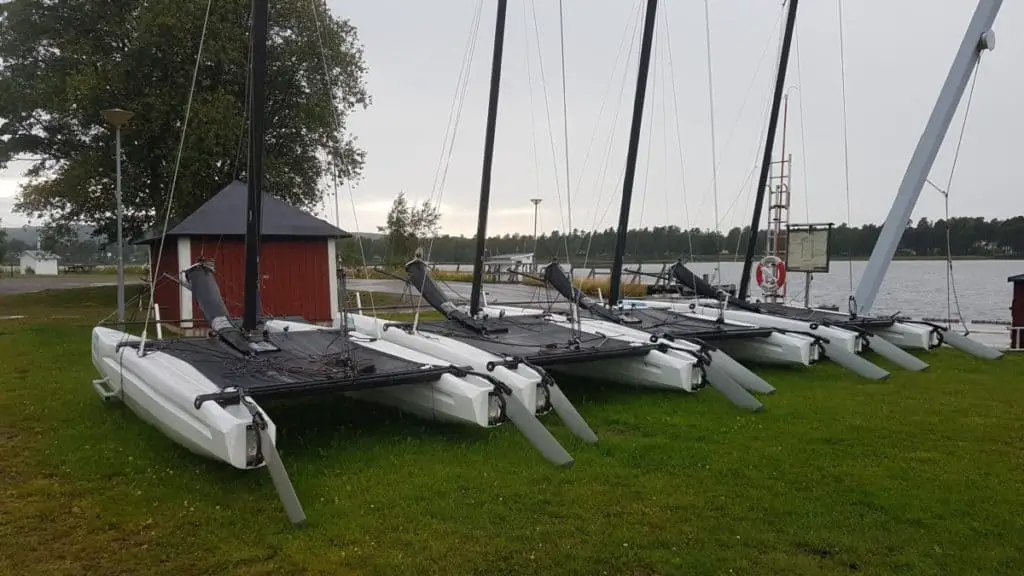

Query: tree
0;220;7;264
0;0;368;243
377;192;440;265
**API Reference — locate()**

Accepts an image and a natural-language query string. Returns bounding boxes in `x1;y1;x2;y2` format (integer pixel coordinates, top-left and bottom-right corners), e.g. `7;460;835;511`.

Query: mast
854;0;1000;315
608;0;658;306
469;0;509;317
737;0;799;301
242;0;269;331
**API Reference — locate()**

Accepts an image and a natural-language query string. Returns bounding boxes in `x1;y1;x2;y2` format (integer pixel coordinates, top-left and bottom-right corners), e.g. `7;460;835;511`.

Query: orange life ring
756;256;786;293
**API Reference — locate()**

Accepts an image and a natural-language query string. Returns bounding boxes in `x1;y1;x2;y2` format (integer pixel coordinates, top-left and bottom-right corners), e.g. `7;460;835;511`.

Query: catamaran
346;0;702;395
89;0;582;527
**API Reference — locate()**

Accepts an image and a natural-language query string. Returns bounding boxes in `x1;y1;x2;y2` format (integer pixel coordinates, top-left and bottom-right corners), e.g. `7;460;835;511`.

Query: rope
412;0;483;329
837;0;854;292
556;0;582;333
932;60;983;331
662;2;694;262
527;0;574;273
138;0;213;352
702;0;723;280
794;30;811;223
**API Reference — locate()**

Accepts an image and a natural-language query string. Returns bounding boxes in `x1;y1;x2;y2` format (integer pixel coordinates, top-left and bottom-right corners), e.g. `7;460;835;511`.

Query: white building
19;250;60;276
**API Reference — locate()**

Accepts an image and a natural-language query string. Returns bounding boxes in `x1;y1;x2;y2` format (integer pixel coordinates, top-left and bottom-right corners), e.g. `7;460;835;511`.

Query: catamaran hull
339;314;544;412
546;349;702;391
478;306;701;391
710;333;817;366
266;319;494;427
623;299;863;354
874;322;940;350
91;327;273;470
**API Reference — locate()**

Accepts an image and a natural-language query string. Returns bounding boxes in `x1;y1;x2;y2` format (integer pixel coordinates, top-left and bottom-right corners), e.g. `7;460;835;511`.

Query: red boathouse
138;180;348;328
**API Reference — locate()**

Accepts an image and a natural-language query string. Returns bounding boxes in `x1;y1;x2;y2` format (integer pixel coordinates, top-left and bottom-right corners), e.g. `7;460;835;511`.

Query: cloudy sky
2;0;1021;239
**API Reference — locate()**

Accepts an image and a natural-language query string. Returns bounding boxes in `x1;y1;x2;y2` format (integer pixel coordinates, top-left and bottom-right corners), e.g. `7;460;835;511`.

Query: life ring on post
755;255;787;294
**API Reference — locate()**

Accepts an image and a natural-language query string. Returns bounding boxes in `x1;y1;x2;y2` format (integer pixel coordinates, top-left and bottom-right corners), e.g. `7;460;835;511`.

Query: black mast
242;0;269;331
469;0;509;317
608;0;658;306
737;0;799;300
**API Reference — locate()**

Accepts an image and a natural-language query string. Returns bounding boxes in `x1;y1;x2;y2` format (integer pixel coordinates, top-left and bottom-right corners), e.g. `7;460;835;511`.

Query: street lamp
102;108;134;324
530;198;542;271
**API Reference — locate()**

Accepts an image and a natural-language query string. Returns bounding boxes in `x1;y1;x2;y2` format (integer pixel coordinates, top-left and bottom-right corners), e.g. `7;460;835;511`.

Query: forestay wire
926;58;984;331
837;0;854;292
308;0;377;339
138;0;214;353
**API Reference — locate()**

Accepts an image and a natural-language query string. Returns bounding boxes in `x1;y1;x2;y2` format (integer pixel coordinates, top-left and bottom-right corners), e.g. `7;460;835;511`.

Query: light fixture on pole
102;108;134;324
530;198;542;271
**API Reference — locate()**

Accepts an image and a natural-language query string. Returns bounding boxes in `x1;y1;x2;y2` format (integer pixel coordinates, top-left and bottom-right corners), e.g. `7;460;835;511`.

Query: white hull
266;319;495;427
91;327;272;469
476;306;702;391
873;321;940;350
622;299;863;354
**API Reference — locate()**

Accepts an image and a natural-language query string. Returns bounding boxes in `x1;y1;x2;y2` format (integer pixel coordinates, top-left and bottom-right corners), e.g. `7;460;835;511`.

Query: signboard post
785;223;834;307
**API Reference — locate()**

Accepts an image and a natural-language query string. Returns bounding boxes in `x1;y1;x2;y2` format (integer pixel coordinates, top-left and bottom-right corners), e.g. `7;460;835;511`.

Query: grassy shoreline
1;287;1021;575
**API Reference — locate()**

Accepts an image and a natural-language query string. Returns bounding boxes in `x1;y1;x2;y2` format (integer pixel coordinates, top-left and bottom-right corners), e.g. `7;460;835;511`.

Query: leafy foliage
0;220;7;263
342;216;1024;264
376;192;441;265
0;0;368;243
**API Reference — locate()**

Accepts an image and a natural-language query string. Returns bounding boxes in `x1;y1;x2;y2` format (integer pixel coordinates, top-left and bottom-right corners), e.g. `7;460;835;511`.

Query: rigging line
701;0;722;279
689;4;786;217
577;10;643;264
522;0;544;224
528;1;570;251
568;0;643;208
309;0;374;334
556;0;582;334
941;59;983;331
306;0;344;262
661;1;694;262
836;0;854;291
139;0;214;352
631;31;659;265
427;0;485;207
233;35;254;180
794;29;811;223
414;0;483;329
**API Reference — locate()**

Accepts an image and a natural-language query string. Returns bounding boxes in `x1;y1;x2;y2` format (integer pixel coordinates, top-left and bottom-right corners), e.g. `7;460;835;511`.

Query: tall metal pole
243;0;269;332
102;108;134;324
608;0;658;306
530;198;541;268
469;0;508;317
115;127;124;323
738;0;800;300
854;0;1000;315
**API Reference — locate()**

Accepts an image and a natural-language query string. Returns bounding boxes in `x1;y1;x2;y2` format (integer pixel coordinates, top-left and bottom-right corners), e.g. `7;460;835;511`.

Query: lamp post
530;198;542;271
102;108;134;324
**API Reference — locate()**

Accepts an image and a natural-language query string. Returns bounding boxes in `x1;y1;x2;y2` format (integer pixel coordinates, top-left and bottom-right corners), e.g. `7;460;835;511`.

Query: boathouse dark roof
136;180;349;243
1009;273;1024;282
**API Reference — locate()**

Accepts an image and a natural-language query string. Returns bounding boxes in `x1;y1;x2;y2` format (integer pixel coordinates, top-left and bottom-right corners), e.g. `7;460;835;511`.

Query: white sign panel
786;228;830;273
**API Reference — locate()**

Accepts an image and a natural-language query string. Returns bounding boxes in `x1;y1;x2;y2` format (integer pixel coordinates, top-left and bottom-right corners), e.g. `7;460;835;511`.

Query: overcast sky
2;0;1021;239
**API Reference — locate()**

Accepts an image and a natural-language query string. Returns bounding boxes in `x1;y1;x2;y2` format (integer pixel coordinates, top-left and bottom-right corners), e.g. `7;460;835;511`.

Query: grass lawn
0;287;1021;575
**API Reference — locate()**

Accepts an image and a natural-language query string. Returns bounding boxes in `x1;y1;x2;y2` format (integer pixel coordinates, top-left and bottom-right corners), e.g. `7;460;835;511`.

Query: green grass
0;288;1022;575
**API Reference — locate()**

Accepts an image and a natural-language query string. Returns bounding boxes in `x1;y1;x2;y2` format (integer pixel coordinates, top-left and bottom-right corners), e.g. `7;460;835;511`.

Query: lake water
438;259;1023;322
668;259;1021;322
